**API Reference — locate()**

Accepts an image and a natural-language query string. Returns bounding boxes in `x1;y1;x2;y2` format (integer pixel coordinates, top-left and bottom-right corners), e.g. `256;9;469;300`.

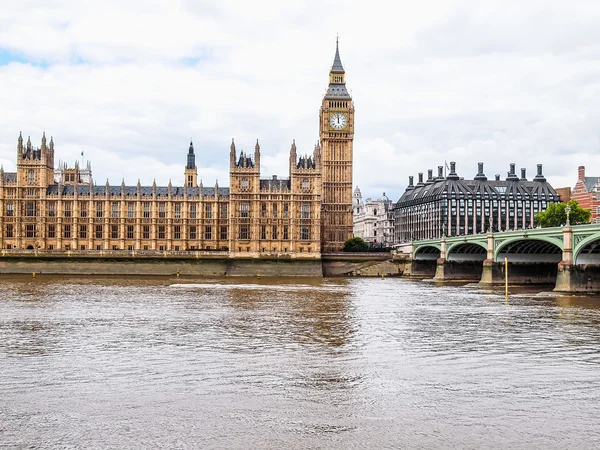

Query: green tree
343;236;369;252
534;199;591;228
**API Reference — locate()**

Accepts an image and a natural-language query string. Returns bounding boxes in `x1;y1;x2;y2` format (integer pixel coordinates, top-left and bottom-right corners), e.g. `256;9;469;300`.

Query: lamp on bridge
565;205;571;226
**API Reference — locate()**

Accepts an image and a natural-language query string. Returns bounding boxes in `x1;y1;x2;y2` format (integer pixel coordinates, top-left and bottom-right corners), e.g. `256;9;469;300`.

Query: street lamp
565;205;571;226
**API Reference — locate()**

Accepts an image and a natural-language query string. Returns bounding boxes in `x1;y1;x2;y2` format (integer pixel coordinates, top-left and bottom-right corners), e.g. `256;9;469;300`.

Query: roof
45;184;230;197
583;177;600;192
331;40;345;73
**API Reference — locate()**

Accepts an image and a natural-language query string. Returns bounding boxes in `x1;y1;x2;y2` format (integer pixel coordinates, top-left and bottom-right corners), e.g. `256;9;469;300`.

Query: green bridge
396;224;600;293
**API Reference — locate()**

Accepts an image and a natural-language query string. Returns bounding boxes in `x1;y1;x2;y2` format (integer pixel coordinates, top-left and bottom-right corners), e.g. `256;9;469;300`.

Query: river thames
1;276;599;449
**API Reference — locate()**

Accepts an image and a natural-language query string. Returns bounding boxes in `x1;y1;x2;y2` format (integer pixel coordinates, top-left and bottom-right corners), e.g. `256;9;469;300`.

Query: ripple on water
1;276;600;449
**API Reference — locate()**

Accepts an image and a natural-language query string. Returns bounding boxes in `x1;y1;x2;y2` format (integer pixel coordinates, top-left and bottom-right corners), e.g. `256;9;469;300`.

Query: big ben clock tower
319;38;355;252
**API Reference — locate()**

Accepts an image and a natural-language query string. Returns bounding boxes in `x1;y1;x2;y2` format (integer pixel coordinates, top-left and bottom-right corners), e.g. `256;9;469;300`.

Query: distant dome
354;185;362;194
378;192;390;202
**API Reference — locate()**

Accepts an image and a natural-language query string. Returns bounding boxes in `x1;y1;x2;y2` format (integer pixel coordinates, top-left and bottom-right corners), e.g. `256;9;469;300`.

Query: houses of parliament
0;43;354;256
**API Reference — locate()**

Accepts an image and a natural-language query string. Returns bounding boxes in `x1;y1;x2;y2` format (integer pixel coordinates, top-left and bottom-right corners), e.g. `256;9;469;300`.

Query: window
80;202;87;218
301;203;310;219
127;225;134;239
205;204;212;219
159;203;166;218
48;225;56;238
96;202;103;218
240;203;249;218
79;225;87;239
239;225;249;240
48;202;55;217
143;225;150;239
273;204;278;218
272;225;277;240
174;226;181;239
205;226;212;240
300;226;309;240
26;202;36;217
302;178;309;190
128;203;134;218
220;225;227;240
190;204;197;219
112;202;119;218
143;202;150;218
95;225;102;239
241;178;249;190
158;226;165;239
28;170;34;184
261;203;267;218
189;226;197;240
111;225;119;239
261;225;267;240
220;204;228;219
64;224;71;239
5;224;14;238
175;203;181;219
6;203;13;217
26;224;36;238
284;203;289;218
283;225;289;240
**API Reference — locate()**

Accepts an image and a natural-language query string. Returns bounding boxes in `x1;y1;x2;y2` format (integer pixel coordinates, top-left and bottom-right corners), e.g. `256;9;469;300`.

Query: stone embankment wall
321;253;408;277
0;254;323;277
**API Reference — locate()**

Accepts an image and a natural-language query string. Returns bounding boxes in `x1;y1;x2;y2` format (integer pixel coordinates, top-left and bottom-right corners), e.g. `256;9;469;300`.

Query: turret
290;140;297;173
254;139;261;170
230;138;236;167
41;132;47;150
17;132;23;155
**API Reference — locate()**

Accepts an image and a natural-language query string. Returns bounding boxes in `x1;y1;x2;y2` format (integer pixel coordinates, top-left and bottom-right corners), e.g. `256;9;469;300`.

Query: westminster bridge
395;224;600;293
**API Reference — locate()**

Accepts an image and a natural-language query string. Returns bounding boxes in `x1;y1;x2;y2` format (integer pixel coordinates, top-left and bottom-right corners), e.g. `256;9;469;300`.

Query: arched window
28;170;34;184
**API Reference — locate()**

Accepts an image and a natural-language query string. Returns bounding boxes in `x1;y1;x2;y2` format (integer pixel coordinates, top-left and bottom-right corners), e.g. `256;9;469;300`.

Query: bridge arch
446;242;487;261
495;237;563;263
414;245;441;260
574;234;600;264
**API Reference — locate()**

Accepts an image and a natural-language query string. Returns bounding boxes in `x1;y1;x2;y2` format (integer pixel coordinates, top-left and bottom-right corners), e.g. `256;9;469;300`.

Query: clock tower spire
319;38;354;252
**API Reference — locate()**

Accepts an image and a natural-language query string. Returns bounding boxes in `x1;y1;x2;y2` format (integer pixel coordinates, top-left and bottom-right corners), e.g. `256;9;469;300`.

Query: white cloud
2;0;600;200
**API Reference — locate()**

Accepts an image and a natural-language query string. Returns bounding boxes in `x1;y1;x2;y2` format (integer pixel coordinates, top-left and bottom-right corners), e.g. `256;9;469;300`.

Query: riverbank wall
0;250;409;278
0;251;323;277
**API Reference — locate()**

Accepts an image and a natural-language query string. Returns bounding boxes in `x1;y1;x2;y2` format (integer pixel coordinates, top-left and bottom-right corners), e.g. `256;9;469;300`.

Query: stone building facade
0;42;354;255
393;162;560;243
352;187;394;247
571;166;600;223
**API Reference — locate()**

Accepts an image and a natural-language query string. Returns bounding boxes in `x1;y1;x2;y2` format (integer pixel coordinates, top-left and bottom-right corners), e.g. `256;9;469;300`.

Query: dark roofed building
393;162;560;243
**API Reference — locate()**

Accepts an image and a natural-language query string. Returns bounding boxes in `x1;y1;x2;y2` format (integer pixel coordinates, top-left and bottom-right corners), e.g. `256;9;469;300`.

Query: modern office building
393;162;560;243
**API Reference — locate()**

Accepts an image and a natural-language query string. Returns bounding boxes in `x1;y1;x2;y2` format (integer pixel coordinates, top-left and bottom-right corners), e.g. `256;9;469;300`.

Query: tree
343;236;369;252
534;199;591;228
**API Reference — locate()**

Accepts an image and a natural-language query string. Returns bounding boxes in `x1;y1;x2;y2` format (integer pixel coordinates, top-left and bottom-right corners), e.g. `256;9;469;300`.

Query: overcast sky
1;0;600;201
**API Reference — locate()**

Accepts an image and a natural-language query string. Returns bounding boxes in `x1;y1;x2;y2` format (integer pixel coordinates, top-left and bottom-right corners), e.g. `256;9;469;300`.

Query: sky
1;0;600;201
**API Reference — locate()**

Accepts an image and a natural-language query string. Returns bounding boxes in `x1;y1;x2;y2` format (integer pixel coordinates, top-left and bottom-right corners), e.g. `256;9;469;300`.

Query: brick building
571;166;600;223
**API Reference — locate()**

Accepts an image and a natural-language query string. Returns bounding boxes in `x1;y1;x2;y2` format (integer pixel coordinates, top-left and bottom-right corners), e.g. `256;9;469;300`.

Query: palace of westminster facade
0;43;354;256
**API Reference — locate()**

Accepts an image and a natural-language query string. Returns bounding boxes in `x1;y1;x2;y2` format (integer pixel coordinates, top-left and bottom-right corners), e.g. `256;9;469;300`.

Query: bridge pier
405;259;437;277
479;260;558;286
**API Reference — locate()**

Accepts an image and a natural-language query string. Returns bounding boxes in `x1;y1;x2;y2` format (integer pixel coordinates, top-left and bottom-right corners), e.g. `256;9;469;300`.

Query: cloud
1;0;600;201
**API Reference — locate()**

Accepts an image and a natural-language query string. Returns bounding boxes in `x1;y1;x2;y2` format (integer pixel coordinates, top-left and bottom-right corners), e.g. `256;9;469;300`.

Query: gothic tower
319;39;355;252
184;140;198;187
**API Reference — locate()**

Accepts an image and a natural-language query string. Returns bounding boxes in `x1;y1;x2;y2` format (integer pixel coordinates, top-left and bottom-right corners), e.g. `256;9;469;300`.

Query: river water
1;276;600;449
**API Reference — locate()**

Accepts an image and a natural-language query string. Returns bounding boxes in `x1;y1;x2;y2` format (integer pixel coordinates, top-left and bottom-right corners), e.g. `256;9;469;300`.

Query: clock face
329;113;347;130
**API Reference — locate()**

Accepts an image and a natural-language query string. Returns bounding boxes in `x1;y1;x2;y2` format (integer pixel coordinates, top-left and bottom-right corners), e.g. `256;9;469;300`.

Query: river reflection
1;276;600;449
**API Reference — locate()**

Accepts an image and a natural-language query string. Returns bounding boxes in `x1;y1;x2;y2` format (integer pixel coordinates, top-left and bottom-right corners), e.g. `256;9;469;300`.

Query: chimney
447;161;459;180
417;172;424;185
437;166;443;178
427;169;433;182
474;162;487;181
409;175;414;186
533;164;546;182
495;174;500;181
578;166;585;181
507;163;519;181
520;168;527;181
